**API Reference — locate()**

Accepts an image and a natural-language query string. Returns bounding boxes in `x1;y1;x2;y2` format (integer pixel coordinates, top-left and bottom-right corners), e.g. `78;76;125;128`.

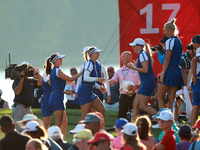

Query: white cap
129;38;145;47
17;114;44;128
47;126;63;140
82;46;90;54
156;110;174;121
122;80;135;93
24;121;39;132
51;54;65;63
121;123;138;136
69;124;85;134
0;89;2;95
88;47;102;55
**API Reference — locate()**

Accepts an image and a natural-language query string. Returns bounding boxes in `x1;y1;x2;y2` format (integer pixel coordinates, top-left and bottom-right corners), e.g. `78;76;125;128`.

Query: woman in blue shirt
127;38;157;120
74;46;106;121
41;57;52;130
156;19;184;110
49;53;82;135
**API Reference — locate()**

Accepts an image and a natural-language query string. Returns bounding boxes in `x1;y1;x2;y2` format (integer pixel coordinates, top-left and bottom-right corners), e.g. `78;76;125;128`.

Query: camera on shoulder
5;53;34;79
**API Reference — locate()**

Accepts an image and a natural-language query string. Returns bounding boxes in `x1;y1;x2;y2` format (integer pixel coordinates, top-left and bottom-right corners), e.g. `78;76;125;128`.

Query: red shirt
161;130;176;150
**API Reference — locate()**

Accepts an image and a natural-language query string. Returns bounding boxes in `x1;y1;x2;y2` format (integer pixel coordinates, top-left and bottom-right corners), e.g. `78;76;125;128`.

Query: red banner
118;0;200;75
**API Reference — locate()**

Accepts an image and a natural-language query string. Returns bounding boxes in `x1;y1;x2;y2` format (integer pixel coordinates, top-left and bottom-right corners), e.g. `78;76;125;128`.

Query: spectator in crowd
94;111;105;130
112;118;128;149
32;68;43;108
64;67;80;109
69;124;85;134
190;35;200;127
189;118;200;149
74;46;107;121
17;113;43;133
80;112;101;135
0;89;9;109
0;115;31;150
156;18;184;110
88;131;113;150
26;139;48;150
109;51;140;119
176;124;192;150
103;66;120;111
135;115;159;150
128;38;157;121
12;61;42;132
152;110;176;150
68;129;93;150
24;120;62;150
49;53;82;138
121;123;146;150
154;108;180;143
47;125;71;150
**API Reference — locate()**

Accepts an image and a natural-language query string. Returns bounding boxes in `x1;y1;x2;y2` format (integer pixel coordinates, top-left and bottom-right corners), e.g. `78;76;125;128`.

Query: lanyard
121;67;129;80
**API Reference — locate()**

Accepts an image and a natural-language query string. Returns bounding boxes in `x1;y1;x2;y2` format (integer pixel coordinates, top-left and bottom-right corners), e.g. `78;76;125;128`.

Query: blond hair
164;18;179;35
144;43;153;65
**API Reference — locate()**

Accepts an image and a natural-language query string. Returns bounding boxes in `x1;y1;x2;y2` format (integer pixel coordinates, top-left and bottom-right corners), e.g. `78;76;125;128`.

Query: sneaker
152;123;160;128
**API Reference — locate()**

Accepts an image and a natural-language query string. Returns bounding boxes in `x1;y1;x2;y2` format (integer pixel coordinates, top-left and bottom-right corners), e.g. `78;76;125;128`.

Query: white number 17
140;3;180;34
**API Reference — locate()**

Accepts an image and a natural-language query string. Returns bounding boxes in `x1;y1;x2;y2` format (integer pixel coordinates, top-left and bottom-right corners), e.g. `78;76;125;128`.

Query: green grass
0;109;162;143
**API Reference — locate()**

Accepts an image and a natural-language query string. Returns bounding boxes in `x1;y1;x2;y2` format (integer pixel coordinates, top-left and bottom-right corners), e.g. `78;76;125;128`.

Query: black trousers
118;94;136;118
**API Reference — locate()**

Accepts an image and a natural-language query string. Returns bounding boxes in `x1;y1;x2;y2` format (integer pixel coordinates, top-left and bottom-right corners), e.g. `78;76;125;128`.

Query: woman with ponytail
41;57;52;130
156;19;184;110
48;53;82;137
127;38;157;121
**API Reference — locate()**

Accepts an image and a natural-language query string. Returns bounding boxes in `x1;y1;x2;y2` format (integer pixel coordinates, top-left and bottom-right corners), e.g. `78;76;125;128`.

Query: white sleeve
165;38;175;51
101;65;110;95
83;61;98;82
139;51;149;63
56;68;60;78
75;64;84;93
43;73;49;82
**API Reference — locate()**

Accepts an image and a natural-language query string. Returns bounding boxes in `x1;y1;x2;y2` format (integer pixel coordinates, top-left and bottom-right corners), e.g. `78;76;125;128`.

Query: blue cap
192;35;200;44
152;108;172;119
178;124;191;136
115;118;128;129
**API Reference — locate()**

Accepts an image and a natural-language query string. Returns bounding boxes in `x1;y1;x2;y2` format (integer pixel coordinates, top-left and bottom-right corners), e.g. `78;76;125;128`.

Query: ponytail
144;43;153;65
45;57;53;77
83;51;90;61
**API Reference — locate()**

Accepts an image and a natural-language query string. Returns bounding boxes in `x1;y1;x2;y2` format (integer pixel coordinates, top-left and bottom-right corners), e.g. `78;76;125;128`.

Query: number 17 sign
118;0;200;73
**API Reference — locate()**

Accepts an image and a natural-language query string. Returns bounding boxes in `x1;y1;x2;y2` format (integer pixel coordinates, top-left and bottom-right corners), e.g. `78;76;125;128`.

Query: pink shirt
112;135;123;149
111;65;140;94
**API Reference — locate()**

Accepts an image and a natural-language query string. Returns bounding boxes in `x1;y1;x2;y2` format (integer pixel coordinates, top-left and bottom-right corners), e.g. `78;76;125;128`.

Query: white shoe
152;123;160;128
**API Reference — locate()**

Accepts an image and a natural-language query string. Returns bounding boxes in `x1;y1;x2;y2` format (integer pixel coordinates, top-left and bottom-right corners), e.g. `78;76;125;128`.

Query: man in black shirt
12;62;42;132
0;115;31;150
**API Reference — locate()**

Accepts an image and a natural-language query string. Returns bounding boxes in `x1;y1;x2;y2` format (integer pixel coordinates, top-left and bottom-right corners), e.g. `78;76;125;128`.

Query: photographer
151;35;168;65
12;61;42;132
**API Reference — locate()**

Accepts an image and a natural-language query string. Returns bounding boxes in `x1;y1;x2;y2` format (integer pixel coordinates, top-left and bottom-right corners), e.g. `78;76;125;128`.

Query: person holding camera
12;61;42;132
156;18;184;110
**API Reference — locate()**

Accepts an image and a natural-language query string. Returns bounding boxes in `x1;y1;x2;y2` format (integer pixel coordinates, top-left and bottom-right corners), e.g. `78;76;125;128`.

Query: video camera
5;53;34;79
